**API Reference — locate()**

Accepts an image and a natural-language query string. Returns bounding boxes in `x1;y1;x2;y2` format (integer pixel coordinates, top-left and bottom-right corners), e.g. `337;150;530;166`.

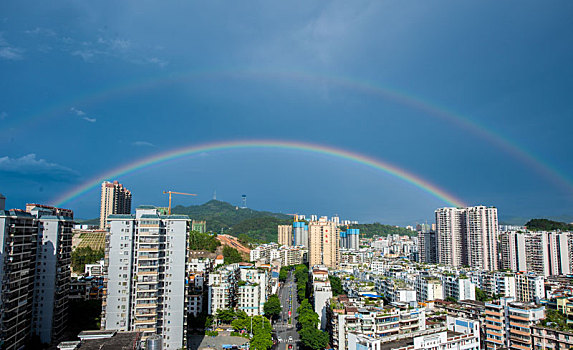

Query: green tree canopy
329;275;343;296
263;295;282;320
189;230;221;252
216;308;236;324
299;327;329;350
475;287;488;302
525;218;573;231
223;246;245;265
71;246;104;273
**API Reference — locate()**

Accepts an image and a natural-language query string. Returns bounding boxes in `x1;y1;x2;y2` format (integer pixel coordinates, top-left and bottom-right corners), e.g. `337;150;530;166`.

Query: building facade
29;205;74;344
0;195;74;348
99;180;132;229
102;206;189;350
308;220;340;268
435;206;498;271
278;224;292;247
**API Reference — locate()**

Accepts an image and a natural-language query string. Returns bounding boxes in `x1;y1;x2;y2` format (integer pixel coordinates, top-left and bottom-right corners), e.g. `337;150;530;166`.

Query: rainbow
6;68;573;193
51;139;465;208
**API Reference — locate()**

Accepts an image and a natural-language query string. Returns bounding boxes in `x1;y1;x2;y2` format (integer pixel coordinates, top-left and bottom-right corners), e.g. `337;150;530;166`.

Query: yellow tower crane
163;191;197;215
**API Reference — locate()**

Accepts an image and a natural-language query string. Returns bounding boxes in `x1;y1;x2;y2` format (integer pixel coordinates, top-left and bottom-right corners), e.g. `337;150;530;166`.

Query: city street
274;271;300;350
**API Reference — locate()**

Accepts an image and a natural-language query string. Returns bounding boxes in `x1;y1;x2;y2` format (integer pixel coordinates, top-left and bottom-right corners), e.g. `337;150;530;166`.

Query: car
288;336;293;342
278;338;283;343
288;345;293;349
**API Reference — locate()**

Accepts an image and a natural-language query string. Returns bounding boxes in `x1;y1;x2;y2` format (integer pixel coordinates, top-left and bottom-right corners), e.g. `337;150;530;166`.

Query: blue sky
1;1;572;225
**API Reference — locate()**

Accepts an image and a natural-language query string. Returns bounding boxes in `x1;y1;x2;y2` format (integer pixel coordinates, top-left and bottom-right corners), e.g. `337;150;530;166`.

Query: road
274;271;300;350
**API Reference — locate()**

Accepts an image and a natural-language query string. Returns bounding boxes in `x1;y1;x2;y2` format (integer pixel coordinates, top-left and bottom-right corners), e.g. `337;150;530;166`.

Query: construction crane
163;191;197;215
286;213;299;222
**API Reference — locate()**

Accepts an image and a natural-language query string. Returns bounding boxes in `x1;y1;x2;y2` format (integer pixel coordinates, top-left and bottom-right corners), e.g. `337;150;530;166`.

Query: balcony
136;302;157;308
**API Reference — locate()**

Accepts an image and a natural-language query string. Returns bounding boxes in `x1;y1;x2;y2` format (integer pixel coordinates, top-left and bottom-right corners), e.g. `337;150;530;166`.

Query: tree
329;275;343;296
299;327;329;350
279;267;289;282
475;287;488;302
189;230;221;252
71;246;104;273
250;316;273;350
445;296;457;303
223;246;245;265
263;295;282;320
216;308;236;324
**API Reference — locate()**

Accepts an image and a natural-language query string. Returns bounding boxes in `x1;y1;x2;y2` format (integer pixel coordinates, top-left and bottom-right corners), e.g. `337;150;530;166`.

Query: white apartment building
375;278;417;306
313;268;333;330
499;231;573;276
102;206;190;350
0;204;38;350
0;196;75;349
442;276;476;301
436;207;466;267
435;206;498;271
415;276;444;302
238;267;269;316
207;264;240;315
514;272;544;303
29;206;74;344
466;206;498;271
348;315;479;350
470;271;516;298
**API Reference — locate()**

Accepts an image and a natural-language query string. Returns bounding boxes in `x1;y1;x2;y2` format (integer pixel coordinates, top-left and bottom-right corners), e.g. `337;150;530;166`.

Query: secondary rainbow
51;140;465;208
6;68;573;194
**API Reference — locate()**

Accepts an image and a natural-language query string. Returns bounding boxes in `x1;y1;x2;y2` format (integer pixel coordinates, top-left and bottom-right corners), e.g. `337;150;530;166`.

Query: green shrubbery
71;246;104;272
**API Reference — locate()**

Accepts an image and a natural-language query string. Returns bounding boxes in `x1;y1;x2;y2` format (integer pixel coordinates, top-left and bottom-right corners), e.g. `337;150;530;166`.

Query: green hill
525;218;573;231
171;200;291;236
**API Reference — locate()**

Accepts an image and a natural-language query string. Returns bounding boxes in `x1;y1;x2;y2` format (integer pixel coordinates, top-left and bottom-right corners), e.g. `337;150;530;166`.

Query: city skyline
2;2;573;224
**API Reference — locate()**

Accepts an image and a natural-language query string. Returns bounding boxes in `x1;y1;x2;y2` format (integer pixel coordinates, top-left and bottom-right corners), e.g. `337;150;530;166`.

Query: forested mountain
525;218;573;231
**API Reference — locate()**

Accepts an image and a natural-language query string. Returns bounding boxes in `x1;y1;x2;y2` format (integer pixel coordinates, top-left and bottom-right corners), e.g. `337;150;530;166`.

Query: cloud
71;49;97;62
24;27;56;37
70;107;86;116
132;141;155;147
71;107;96;122
63;34;167;67
146;57;168;68
0;46;24;60
0;111;6;120
0;32;24;60
0;154;79;181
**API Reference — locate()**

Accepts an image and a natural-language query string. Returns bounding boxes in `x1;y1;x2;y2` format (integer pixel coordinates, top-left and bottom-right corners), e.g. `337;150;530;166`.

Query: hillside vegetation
349;223;416;237
172;200;290;233
525;218;573;231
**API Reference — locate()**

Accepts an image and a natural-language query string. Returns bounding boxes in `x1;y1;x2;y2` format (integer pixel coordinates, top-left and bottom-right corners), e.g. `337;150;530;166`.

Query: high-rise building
308;220;339;268
340;229;359;250
0;195;74;348
102;206;189;350
278;224;293;246
435;206;498;270
498;231;573;277
0;200;37;350
466;206;498;271
418;231;437;263
27;204;74;344
293;221;308;247
99;181;132;229
435;207;466;267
